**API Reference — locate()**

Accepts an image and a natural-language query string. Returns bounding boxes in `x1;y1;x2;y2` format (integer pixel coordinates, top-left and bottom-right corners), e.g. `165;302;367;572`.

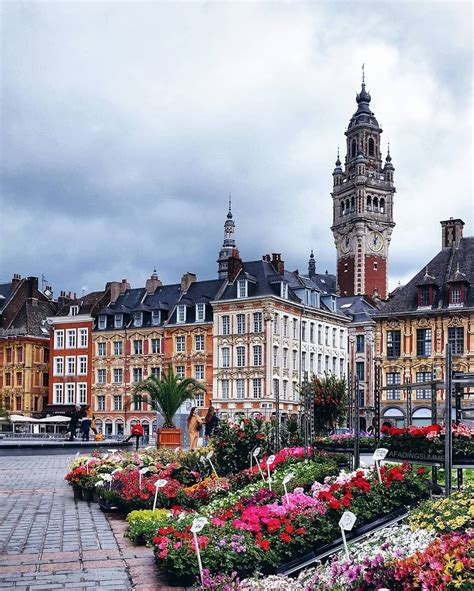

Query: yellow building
375;219;474;427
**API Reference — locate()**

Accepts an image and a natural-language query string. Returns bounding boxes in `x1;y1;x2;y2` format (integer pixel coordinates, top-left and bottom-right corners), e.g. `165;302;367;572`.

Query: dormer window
151;310;161;325
98;315;106;330
133;312;143;327
196;303;205;322
237;279;248;298
280;282;288;299
450;284;463;306
418;285;431;307
177;304;186;323
114;314;123;329
69;306;79;316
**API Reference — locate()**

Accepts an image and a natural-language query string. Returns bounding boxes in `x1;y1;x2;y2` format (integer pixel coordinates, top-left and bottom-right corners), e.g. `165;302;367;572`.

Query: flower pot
158;427;181;448
82;489;93;502
72;486;83;500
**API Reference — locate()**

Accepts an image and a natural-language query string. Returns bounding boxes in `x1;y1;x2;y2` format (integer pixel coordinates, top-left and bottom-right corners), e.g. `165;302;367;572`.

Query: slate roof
0;282;14;313
167;279;224;325
9;300;58;337
376;237;474;317
55;290;109;316
338;295;379;323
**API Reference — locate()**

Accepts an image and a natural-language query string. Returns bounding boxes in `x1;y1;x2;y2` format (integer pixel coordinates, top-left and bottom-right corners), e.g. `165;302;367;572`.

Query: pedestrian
187;407;203;450
204;405;219;445
81;408;91;441
125;422;144;450
68;404;82;441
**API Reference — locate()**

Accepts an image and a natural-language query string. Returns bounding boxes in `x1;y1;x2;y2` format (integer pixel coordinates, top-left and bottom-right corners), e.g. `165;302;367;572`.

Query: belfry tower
331;71;396;299
217;195;238;279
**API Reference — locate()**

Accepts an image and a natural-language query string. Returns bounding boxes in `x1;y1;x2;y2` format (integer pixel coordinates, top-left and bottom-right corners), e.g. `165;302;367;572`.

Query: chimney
441;218;464;249
180;272;197;292
11;273;22;290
228;251;243;282
262;254;271;262
271;253;285;275
106;281;121;304
26;276;38;296
145;269;162;294
119;278;130;294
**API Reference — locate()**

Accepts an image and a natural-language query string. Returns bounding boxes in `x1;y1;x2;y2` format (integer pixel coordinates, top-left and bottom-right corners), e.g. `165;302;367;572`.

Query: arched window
345;199;350;212
351;139;357;158
350;196;355;212
368;137;375;157
366;195;372;211
380;198;385;213
340;201;345;216
373;197;379;211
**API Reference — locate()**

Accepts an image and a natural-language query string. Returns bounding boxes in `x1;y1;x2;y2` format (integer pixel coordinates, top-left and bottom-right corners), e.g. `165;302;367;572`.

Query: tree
301;373;348;435
133;364;206;428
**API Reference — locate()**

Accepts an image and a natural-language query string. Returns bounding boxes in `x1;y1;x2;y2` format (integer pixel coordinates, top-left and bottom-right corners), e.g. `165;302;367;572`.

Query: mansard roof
167;279;224;325
376;236;474;316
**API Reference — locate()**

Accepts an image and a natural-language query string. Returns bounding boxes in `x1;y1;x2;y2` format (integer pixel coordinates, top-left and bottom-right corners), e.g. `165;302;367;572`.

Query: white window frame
66;356;76;376
96;395;105;412
151;310;161;326
283;316;288;337
222;347;230;368
253;312;263;333
114;314;123;329
176;335;185;353
78;328;88;348
280;282;288;299
53;383;64;404
97;368;107;384
133;339;143;355
221;379;229;399
252;378;262;399
54;356;64;376
236;346;246;368
236;379;245;400
77;383;87;405
176;365;185;379
97;342;106;357
253;344;262;366
195;303;205;322
70;305;79;316
66;383;75;404
237;313;246;334
151;338;161;354
194;364;205;380
222;315;230;335
194;334;205;352
54;330;64;349
133;312;143;327
113;341;123;356
113;368;123;384
237;279;248;298
98;315;106;330
66;329;76;349
113;395;123;411
133;367;143;383
177;305;186;323
78;356;87;375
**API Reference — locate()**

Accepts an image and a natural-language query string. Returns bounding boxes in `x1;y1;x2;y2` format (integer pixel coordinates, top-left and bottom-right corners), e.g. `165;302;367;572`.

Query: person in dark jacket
68;404;83;441
204;406;219;444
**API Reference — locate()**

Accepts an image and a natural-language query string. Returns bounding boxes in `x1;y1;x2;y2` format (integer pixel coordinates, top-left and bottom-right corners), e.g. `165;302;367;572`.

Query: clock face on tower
368;231;384;252
341;234;351;254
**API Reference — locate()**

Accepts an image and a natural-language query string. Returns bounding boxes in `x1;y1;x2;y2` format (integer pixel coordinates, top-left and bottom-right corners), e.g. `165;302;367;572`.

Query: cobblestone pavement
0;455;182;591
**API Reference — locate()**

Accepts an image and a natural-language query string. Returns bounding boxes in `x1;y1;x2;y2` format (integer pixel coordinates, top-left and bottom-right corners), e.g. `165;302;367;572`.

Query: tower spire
217;194;238;279
228;192;233;218
362;62;365;84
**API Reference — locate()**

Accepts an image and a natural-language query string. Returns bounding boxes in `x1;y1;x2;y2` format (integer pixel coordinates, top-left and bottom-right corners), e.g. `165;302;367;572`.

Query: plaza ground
0;454;182;591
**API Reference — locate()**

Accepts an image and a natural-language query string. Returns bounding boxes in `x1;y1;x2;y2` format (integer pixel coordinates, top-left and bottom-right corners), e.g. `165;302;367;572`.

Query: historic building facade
211;252;349;421
331;78;396;301
375;219;474;427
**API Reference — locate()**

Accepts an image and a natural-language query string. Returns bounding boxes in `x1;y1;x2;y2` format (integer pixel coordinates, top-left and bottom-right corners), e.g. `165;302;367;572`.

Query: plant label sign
206;450;214;460
266;455;276;466
373;448;388;461
138;467;149;487
339;511;357;531
283;473;295;505
191;517;208;585
266;455;276;491
102;473;113;489
108;449;118;454
153;479;168;512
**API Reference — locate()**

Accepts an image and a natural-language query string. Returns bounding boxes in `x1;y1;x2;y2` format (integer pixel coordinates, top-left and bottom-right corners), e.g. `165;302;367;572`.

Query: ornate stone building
331;76;395;301
375;219;473;427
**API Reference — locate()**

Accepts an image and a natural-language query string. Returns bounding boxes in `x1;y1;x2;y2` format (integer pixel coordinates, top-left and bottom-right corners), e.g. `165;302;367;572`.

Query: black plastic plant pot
72;486;83;500
98;496;120;512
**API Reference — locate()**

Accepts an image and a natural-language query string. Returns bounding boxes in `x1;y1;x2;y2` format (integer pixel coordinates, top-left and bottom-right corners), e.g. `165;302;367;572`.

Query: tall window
253;345;262;366
273;379;280;399
221;379;229;399
325;326;329;345
387;330;401;358
237;313;246;334
196;303;205;321
54;357;64;376
309;323;314;343
237;279;248;298
133;340;143;355
194;334;205;352
133;368;143;383
77;383;87;404
97;342;106;357
356;361;365;381
114;395;123;411
78;328;88;348
273;313;279;335
16;372;22;386
283;381;288;400
253;312;263;333
331;328;336;347
301;321;307;341
176;366;185;379
368;137;375;156
292;319;298;339
318;324;322;345
151;338;161;354
416;329;432;356
177;305;186;323
416;371;432;400
450;285;462;305
53;384;64;404
175;336;185;353
78;356;87;375
66;383;75;404
194;392;205;407
386;372;401;400
97;369;106;384
252;378;262;399
113;368;123;384
236;346;245;367
96;396;105;411
317;354;322;373
283;316;289;337
310;352;314;373
280;282;288;299
113;341;123;356
236;379;245;399
151;310;161;325
5;372;11;386
66;357;76;376
356;334;365;353
292;382;297;401
419;286;431;306
292;350;298;370
66;329;76;348
194;365;205;380
301;351;306;371
283;348;288;369
54;330;64;349
448;327;464;355
222;315;230;335
151;367;161;379
222;347;230;368
98;315;106;330
114;314;123;329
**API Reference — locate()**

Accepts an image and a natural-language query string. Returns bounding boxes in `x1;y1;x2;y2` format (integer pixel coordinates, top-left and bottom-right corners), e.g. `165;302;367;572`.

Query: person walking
80;408;92;441
204;405;219;445
187;407;203;450
68;404;82;441
125;422;144;450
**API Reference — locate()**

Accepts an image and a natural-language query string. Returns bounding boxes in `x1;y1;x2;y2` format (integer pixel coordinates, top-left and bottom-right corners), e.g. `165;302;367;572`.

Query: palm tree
133;364;206;428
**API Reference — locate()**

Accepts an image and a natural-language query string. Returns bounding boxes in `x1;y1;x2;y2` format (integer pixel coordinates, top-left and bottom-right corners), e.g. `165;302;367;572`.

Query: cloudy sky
1;1;472;296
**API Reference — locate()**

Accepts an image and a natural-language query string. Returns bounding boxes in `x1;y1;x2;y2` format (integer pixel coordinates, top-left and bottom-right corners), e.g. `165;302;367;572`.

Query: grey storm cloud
1;1;472;295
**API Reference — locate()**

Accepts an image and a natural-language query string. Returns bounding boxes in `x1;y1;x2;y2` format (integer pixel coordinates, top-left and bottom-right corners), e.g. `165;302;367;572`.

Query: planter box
158;428;181;448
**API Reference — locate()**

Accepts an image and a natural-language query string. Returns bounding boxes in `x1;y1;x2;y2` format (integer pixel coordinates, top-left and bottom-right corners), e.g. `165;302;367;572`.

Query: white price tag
102;474;112;482
155;479;168;489
253;447;261;458
206;450;214;460
283;473;295;485
139;467;149;475
266;455;276;466
108;449;118;454
373;448;388;461
191;517;208;533
339;511;357;531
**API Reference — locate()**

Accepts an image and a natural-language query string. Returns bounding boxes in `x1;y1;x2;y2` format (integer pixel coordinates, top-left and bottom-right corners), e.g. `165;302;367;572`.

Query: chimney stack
441;218;464;249
180;272;197;292
106;281;121;304
11;273;22;290
271;253;285;275
145;269;162;294
228;250;243;282
119;278;130;294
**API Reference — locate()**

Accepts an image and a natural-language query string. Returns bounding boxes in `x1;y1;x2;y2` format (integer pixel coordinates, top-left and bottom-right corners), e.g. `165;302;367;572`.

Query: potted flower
133;364;206;448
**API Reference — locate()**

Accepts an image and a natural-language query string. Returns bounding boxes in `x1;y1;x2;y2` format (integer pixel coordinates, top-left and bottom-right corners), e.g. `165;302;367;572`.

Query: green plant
133;364;206;427
125;509;169;544
301;373;348;436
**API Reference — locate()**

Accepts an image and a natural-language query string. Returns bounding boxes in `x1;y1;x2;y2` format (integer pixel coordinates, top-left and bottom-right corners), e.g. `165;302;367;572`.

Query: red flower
257;539;270;551
417;467;426;474
285;525;294;534
296;527;306;535
280;532;291;543
329;499;342;510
